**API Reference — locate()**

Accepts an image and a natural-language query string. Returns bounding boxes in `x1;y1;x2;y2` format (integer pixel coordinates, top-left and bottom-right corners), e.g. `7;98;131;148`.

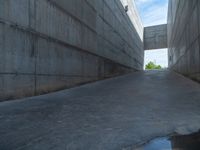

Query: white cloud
143;3;168;26
135;0;153;4
135;0;168;26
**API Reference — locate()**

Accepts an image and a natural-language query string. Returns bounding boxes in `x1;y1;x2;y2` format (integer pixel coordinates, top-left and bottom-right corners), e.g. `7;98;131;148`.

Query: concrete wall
120;0;143;40
0;0;144;100
144;24;167;50
168;0;200;82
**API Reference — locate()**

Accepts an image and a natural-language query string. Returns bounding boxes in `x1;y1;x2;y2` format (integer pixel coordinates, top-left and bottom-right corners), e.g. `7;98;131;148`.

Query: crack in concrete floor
0;70;200;150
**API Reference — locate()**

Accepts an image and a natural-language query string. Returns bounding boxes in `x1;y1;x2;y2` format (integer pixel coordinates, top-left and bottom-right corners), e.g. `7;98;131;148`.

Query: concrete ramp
0;70;200;150
144;24;167;50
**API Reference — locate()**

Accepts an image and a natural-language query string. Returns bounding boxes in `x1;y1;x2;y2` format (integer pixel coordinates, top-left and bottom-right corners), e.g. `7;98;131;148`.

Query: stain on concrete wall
168;0;200;82
0;0;144;100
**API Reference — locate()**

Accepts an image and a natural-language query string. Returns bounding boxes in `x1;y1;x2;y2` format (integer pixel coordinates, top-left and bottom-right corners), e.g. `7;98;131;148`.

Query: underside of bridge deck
0;70;200;150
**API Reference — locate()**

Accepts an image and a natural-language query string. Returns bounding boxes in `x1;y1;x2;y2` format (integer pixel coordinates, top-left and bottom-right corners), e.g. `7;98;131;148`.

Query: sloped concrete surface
0;70;200;150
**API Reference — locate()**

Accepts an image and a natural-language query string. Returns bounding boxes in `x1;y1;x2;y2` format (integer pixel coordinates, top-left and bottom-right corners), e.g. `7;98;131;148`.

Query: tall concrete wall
168;0;200;82
144;24;167;50
120;0;143;40
0;0;144;100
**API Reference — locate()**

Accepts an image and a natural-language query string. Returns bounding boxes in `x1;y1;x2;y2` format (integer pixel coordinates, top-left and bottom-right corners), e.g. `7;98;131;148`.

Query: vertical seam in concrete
103;0;105;78
32;0;37;96
33;37;37;96
198;0;200;71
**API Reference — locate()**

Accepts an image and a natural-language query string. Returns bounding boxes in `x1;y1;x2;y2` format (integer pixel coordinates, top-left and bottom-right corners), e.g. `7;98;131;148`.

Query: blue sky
135;0;168;68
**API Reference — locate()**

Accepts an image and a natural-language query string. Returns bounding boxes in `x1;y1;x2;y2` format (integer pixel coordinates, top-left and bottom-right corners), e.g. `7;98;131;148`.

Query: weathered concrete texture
168;0;200;82
0;0;144;101
120;0;143;40
144;24;167;50
0;70;200;150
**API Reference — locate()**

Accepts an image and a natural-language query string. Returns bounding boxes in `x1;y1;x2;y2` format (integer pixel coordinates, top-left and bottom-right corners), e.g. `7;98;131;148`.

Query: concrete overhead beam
144;24;167;50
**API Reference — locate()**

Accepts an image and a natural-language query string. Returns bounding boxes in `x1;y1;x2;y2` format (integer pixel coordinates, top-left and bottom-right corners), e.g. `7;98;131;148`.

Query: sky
134;0;169;68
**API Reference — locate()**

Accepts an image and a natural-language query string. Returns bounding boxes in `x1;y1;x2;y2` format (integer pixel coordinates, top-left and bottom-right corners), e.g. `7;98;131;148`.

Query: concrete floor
0;70;200;150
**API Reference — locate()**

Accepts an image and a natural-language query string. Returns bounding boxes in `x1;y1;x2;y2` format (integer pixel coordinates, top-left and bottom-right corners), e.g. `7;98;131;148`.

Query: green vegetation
145;61;162;70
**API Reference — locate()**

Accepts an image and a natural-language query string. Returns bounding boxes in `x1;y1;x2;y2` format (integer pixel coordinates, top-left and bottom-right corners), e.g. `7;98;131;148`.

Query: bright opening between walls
144;49;168;70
